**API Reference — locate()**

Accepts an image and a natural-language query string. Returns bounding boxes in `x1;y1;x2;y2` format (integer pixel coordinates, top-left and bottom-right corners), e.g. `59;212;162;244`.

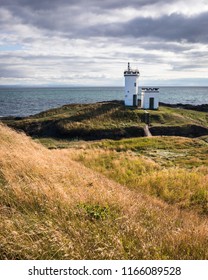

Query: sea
0;86;208;117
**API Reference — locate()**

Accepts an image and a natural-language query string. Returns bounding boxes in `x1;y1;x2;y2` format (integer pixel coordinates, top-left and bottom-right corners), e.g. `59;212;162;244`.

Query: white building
141;88;159;110
124;62;140;106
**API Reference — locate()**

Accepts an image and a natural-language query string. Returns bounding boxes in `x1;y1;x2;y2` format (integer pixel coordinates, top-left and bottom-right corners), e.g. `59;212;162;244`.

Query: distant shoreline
159;101;208;112
1;85;208;88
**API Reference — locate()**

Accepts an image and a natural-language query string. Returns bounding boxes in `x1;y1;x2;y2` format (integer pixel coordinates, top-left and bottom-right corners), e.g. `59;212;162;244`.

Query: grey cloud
113;50;164;64
1;0;208;44
172;56;208;71
0;64;27;78
110;37;193;53
139;42;191;53
172;64;202;71
0;0;180;32
0;0;175;10
185;50;208;59
83;12;208;43
145;77;208;86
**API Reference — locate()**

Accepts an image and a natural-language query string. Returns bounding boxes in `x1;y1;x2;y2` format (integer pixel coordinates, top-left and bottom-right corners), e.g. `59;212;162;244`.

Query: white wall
124;75;139;106
141;91;159;109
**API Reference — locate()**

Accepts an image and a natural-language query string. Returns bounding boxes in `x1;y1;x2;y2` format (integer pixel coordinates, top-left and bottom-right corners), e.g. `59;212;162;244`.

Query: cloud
0;0;208;85
0;0;175;10
1;0;208;43
77;12;208;44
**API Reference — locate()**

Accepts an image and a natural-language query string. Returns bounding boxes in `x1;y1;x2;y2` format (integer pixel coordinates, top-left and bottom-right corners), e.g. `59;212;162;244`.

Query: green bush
78;203;112;220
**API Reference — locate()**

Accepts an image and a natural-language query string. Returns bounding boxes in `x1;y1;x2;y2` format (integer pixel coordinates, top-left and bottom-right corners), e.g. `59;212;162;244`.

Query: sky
0;0;208;86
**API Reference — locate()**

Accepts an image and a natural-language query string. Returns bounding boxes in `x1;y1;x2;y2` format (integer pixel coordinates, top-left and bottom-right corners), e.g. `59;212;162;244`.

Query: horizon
1;85;208;88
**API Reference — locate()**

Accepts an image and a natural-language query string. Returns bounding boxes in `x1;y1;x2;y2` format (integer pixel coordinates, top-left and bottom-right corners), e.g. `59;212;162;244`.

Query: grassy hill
0;123;208;259
1;101;208;259
2;101;208;140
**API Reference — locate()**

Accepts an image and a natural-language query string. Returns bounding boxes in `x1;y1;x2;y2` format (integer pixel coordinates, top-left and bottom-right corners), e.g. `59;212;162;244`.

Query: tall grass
69;147;208;214
0;124;208;259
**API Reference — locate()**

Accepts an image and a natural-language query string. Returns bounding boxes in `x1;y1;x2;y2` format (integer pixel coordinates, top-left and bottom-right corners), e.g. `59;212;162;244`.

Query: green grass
148;106;208;126
24;103;208;127
2;101;208;140
69;136;208;214
93;136;205;151
89;136;208;168
34;137;83;149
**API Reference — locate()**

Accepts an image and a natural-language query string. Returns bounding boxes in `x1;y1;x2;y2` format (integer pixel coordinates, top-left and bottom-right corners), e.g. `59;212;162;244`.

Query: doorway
133;94;137;106
149;97;154;109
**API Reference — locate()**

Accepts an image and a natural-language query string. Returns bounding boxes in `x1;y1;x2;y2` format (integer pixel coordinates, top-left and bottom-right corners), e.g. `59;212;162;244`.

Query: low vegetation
0;124;208;259
67;136;208;214
0;101;208;259
2;101;208;140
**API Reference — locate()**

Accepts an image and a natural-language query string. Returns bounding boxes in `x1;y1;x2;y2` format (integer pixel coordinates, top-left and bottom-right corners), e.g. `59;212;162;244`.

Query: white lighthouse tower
124;62;140;106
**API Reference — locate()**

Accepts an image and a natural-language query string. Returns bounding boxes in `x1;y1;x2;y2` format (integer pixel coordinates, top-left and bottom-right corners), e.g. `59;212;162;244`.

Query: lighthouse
124;62;140;106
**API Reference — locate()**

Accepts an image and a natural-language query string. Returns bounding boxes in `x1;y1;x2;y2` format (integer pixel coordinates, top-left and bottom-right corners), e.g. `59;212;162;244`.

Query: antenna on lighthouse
128;62;130;71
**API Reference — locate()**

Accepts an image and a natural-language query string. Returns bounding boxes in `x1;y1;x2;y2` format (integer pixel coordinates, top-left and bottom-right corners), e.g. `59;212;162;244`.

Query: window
134;82;136;87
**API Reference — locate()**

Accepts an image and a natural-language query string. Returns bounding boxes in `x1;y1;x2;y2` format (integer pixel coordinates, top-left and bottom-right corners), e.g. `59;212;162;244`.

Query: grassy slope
0;124;208;259
19;102;208;126
3;101;208;139
64;136;208;215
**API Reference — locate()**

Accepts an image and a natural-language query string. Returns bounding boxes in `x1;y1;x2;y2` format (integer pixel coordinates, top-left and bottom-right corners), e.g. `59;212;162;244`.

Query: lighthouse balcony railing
124;71;140;75
142;88;159;91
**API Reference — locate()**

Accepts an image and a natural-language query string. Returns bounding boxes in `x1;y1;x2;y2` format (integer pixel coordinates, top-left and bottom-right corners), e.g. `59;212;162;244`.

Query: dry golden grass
0;123;208;259
68;146;208;213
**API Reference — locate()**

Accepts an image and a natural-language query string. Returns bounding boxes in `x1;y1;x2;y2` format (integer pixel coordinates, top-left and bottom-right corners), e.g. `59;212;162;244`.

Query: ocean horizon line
1;85;208;88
